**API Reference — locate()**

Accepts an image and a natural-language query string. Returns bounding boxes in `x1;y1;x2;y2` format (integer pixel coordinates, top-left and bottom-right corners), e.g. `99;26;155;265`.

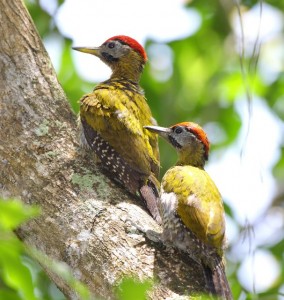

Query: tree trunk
0;0;207;299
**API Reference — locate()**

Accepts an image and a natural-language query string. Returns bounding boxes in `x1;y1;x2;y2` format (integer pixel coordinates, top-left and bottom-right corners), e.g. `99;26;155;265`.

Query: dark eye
108;42;115;49
174;127;183;134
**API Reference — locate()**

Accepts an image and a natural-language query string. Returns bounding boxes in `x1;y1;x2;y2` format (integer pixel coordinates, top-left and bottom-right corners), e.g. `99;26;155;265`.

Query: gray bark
0;0;207;299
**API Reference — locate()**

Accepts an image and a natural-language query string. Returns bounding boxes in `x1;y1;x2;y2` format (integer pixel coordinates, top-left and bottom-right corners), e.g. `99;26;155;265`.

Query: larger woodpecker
73;36;161;223
144;122;232;299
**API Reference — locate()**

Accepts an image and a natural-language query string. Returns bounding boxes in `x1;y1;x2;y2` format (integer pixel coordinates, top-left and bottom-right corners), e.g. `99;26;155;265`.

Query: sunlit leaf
116;277;153;300
0;252;36;300
0;290;22;300
0;199;39;230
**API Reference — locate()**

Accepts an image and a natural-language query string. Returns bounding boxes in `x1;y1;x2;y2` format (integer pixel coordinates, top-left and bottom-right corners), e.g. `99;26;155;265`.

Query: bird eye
108;42;115;49
174;127;183;134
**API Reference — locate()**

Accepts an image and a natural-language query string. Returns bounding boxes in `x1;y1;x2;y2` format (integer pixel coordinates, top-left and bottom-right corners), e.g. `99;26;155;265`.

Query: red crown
105;35;147;61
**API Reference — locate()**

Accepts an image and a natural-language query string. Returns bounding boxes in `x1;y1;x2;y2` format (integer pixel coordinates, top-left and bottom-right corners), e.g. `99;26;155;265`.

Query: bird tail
139;174;162;224
203;257;232;300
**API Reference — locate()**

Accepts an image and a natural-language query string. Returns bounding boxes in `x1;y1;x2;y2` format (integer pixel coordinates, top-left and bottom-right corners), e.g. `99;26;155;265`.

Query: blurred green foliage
18;0;284;299
0;200;39;300
115;277;153;300
0;199;91;300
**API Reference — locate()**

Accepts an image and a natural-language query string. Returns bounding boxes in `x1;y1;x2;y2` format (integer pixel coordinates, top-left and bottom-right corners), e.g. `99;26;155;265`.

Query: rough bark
0;0;207;299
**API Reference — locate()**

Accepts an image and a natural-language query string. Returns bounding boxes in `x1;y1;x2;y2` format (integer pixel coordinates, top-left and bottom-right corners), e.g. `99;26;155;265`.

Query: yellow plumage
144;122;232;299
80;79;159;181
162;165;225;251
73;36;161;223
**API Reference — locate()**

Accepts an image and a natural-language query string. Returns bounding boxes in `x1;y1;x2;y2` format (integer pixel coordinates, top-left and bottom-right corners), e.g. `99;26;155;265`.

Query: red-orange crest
172;122;210;159
105;35;147;61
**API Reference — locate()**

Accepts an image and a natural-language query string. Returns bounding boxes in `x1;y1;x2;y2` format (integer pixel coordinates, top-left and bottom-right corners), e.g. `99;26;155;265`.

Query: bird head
72;35;147;81
144;122;209;168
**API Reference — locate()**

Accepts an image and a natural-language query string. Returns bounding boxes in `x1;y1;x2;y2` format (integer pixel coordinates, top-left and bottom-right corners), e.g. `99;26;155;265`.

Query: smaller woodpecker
73;36;161;223
144;122;232;300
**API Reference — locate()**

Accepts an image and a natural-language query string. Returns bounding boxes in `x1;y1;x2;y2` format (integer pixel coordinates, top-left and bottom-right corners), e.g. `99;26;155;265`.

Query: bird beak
144;125;171;139
72;46;101;56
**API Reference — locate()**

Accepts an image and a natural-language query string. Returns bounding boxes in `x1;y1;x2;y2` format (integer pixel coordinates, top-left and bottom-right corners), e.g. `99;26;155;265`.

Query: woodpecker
144;122;232;299
73;36;161;223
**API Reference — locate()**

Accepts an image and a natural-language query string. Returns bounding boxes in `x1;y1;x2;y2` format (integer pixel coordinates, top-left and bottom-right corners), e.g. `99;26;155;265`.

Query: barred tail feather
203;257;232;300
139;174;161;224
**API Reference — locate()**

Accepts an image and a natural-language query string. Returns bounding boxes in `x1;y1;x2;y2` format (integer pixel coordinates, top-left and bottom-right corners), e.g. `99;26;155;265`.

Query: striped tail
203;256;232;300
139;174;162;224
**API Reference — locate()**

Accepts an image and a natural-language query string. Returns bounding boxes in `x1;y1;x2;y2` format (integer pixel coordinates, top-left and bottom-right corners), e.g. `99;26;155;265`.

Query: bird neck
110;51;145;83
176;146;206;169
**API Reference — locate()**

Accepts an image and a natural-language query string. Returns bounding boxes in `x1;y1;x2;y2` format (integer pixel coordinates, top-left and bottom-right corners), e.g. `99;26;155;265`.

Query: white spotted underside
80;118;142;193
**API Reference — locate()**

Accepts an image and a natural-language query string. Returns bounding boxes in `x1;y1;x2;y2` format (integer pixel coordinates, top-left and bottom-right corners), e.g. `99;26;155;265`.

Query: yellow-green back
80;79;159;178
162;165;225;249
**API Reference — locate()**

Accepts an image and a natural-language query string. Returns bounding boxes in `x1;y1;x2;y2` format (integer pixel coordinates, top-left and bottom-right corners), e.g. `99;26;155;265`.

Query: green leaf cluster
0;199;94;300
0;200;39;300
115;277;153;300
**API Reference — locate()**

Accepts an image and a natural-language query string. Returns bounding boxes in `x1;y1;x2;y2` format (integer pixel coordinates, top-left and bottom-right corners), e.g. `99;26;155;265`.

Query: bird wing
80;84;159;178
162;166;225;248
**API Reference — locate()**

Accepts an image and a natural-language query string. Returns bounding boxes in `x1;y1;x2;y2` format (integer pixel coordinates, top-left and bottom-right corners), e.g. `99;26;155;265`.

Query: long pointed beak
144;125;171;138
72;46;100;56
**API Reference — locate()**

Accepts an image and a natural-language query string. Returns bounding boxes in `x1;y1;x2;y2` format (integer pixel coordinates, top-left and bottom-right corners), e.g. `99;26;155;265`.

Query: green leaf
0;289;22;300
0;199;39;230
0;238;37;300
116;277;153;300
